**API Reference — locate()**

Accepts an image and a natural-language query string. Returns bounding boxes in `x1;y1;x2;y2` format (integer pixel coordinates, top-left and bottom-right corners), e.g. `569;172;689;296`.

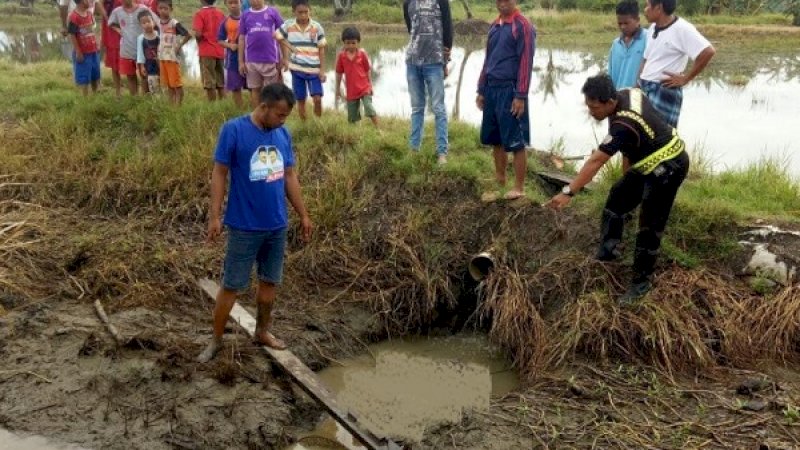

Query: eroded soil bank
2;100;800;448
3;192;800;449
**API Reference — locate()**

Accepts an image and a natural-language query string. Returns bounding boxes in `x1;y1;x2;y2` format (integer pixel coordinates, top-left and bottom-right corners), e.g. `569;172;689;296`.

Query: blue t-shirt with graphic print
213;114;295;231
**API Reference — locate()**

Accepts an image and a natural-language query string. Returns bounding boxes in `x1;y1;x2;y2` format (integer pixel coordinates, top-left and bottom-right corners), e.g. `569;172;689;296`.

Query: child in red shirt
193;0;226;101
68;0;101;96
334;27;378;127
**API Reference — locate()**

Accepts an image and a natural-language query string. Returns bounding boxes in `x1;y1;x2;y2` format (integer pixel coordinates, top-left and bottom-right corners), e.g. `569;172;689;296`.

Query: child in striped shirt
275;0;327;119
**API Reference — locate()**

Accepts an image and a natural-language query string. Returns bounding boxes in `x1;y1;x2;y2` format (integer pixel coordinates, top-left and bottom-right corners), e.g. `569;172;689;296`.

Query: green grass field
0;58;797;268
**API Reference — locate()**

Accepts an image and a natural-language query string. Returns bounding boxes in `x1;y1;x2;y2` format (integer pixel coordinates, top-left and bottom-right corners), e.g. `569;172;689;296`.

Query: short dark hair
649;0;676;15
615;0;639;16
291;0;309;10
200;0;216;5
582;74;617;103
157;0;173;7
137;9;152;20
259;83;296;108
341;27;361;42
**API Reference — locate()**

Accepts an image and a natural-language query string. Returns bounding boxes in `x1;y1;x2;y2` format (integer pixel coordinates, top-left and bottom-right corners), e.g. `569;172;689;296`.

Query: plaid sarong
639;79;683;128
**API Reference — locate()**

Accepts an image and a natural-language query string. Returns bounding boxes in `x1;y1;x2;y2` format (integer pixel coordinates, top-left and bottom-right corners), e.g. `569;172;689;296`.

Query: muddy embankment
2;114;800;449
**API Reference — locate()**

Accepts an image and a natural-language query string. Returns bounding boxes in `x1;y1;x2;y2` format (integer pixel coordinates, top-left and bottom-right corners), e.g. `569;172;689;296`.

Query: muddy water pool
286;333;519;449
2;30;798;176
0;428;88;449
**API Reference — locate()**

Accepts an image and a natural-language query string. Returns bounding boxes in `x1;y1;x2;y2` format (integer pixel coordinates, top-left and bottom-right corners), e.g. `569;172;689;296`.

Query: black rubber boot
597;209;624;261
596;241;622;261
618;279;652;306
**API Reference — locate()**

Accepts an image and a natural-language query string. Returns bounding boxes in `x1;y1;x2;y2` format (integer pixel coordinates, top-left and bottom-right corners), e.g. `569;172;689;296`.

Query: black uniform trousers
598;151;690;283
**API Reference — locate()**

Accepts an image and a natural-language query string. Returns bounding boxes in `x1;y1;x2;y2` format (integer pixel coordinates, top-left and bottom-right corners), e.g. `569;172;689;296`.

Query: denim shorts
222;227;287;291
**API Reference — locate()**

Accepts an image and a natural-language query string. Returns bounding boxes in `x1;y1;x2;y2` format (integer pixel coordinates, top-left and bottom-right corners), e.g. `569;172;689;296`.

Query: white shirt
640;17;711;82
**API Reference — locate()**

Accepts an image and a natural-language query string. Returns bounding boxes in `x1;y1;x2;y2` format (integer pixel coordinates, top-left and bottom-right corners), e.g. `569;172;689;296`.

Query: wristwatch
561;185;575;197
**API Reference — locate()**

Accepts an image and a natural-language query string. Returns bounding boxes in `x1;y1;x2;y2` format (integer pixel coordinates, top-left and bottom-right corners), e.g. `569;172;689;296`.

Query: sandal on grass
481;191;502;203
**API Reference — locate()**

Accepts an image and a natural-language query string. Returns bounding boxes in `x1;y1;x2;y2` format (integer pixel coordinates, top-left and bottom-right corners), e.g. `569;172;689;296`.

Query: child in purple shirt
237;0;283;107
218;0;246;107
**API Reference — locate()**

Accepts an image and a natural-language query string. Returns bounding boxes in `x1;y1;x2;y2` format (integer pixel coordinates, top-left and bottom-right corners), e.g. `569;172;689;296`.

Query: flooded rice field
1;29;799;175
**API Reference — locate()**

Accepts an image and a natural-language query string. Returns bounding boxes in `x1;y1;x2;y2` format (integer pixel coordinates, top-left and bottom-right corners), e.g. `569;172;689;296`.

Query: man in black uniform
546;73;690;304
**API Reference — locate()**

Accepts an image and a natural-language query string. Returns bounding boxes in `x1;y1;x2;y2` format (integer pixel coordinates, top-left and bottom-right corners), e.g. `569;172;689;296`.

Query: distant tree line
535;0;796;17
314;0;799;25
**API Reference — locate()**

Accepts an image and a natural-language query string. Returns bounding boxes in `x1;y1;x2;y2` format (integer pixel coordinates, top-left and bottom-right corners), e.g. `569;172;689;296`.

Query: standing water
1;30;798;175
286;333;519;449
0;428;87;449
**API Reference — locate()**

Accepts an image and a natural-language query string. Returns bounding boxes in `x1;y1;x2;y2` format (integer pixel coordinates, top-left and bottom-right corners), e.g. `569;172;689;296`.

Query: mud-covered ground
2;134;800;449
0;265;383;449
4;292;800;449
2;202;799;450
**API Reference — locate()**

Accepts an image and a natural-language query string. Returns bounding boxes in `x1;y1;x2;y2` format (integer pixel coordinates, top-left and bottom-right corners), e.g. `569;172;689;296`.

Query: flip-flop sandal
481;191;501;203
503;190;525;200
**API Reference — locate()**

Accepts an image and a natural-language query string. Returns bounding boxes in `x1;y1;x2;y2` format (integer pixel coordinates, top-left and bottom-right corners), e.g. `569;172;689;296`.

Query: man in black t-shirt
546;73;690;304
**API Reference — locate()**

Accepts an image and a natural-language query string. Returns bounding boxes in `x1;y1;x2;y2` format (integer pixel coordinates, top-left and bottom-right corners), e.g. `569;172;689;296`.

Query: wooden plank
536;169;595;191
197;278;402;450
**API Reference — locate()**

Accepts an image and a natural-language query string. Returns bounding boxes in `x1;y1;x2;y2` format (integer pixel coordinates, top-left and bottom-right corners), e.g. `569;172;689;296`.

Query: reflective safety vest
618;89;686;175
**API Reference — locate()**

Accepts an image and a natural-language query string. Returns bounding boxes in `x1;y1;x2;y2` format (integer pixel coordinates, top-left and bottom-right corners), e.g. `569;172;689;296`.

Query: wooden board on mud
535;169;594;191
197;278;402;450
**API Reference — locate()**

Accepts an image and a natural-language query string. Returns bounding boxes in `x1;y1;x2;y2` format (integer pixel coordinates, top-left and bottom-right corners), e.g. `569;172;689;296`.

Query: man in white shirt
638;0;715;127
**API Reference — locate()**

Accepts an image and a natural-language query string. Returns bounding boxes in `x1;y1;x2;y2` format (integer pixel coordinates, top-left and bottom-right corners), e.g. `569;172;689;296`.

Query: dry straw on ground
2;110;799;381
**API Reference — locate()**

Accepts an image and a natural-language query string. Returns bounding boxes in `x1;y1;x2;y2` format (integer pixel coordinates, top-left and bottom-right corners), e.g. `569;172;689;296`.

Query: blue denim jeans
406;63;448;155
222;227;287;291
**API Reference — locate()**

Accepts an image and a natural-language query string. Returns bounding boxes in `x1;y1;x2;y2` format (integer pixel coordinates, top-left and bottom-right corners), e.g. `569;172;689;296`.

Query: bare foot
196;337;223;363
254;331;286;350
503;189;525;200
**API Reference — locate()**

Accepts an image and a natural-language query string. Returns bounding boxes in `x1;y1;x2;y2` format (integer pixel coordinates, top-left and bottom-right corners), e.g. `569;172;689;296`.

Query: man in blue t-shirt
198;83;313;363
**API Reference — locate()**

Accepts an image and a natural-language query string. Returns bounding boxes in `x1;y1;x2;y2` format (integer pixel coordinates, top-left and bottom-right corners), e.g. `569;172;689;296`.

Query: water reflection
0;30;69;62
1;30;798;175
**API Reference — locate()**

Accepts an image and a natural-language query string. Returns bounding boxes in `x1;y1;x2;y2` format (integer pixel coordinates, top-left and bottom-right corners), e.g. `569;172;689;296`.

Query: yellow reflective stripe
630;88;643;114
631;136;685;174
616;110;655;140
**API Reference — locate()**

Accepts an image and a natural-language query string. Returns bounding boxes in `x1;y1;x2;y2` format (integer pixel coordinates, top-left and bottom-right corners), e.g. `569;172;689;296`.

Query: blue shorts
291;71;323;101
73;51;101;86
480;82;530;152
222;227;287;291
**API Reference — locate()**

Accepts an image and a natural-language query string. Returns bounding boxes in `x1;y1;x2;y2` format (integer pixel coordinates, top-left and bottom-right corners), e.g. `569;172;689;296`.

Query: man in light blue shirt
608;0;646;89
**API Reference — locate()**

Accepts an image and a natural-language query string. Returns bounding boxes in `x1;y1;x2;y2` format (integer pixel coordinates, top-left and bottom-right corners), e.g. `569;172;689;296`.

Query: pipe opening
468;252;495;281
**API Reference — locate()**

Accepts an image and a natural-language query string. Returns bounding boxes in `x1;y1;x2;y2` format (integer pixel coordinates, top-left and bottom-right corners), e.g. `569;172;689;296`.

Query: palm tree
452;49;474;119
334;0;352;18
459;0;474;19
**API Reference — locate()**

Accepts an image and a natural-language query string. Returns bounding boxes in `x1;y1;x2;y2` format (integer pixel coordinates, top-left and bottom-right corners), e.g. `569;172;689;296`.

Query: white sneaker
437;154;448;165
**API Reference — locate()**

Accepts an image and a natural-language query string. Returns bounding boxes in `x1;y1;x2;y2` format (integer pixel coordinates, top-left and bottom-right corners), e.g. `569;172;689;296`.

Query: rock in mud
736;378;776;396
739;225;800;285
742;399;770;412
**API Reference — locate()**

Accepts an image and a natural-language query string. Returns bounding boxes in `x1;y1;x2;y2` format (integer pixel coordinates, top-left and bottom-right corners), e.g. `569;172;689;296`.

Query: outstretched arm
545;150;611;210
